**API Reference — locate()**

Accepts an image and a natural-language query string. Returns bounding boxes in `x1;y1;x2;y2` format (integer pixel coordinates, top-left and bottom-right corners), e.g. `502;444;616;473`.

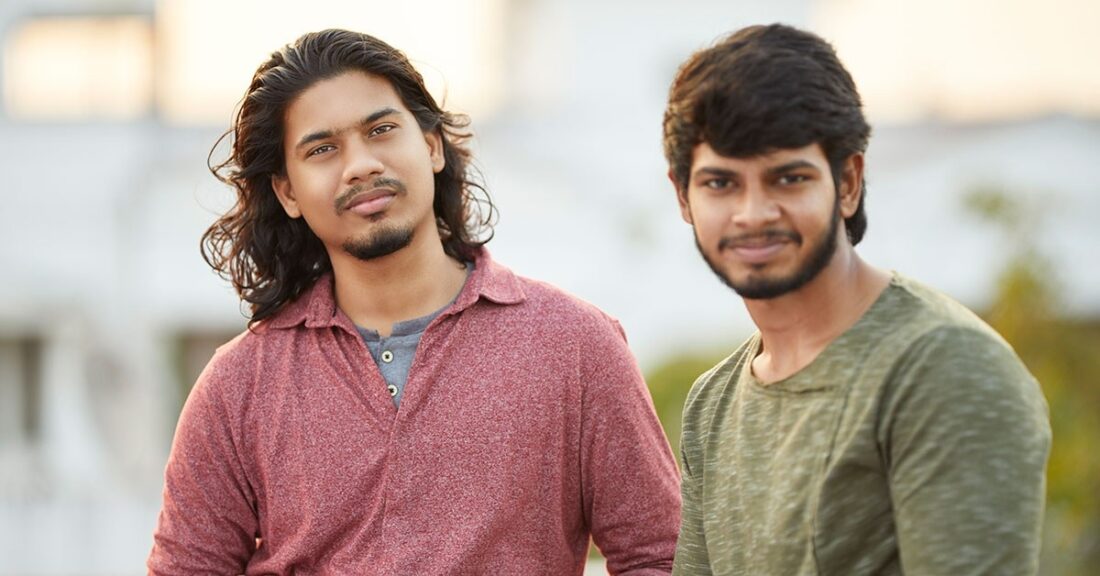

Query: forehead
690;141;828;172
282;70;412;140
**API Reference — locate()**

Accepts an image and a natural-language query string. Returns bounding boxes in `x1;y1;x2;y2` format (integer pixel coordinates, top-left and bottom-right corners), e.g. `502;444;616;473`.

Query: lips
730;242;787;263
719;232;799;264
343;189;397;217
335;178;407;217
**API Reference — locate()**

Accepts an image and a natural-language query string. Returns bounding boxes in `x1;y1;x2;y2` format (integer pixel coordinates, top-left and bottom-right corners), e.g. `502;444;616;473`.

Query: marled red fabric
148;250;681;575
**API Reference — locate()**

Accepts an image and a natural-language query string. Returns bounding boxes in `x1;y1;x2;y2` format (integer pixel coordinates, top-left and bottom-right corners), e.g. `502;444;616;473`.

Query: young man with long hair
147;29;679;575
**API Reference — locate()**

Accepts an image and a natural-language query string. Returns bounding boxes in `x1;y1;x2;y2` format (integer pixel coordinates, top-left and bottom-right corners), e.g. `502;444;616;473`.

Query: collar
264;248;525;332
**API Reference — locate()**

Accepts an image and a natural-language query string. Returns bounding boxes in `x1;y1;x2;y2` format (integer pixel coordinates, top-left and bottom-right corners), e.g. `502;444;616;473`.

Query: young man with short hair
147;29;680;575
663;24;1049;575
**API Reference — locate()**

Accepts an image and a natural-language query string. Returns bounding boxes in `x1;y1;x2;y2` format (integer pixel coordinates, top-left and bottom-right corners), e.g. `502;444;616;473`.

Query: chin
342;226;415;261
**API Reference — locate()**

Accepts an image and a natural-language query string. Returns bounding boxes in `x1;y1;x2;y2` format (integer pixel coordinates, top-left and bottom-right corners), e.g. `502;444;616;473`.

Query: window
156;0;505;124
0;336;42;446
2;16;153;121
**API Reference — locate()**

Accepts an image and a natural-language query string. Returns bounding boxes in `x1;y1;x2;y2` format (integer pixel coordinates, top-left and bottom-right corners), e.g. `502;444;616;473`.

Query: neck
744;245;890;383
328;231;469;337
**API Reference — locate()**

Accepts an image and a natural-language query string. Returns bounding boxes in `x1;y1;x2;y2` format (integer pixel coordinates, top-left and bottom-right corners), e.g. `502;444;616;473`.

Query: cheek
291;176;343;222
689;203;731;238
786;192;833;224
289;164;336;196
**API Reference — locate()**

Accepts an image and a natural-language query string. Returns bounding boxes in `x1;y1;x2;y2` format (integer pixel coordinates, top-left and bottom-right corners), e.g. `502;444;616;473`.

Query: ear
838;153;864;219
271;173;303;218
425;128;445;174
670;169;693;224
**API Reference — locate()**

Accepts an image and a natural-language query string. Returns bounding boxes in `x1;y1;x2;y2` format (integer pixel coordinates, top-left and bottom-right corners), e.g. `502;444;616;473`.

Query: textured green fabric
673;274;1051;575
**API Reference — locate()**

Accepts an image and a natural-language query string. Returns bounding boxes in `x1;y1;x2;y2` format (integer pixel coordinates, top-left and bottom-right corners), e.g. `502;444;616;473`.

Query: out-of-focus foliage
966;186;1100;576
647;354;732;464
643;185;1099;574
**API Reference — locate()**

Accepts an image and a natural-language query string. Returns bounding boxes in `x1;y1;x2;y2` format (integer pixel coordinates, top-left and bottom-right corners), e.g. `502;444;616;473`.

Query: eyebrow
764;159;819;177
692;159;821;181
293;107;401;152
692;167;737;180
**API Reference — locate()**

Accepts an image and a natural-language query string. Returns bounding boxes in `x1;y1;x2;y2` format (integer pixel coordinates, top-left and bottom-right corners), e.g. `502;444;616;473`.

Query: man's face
272;70;444;262
677;142;859;300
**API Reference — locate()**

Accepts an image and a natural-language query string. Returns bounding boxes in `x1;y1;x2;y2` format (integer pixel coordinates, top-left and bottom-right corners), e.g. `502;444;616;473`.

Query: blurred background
0;0;1097;574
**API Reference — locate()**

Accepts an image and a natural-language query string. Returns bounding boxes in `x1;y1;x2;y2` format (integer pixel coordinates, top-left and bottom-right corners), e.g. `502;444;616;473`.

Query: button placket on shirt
380;345;395;397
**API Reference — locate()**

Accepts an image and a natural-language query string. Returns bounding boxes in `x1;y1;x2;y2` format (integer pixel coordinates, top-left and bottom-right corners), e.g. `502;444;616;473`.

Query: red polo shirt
148;250;680;575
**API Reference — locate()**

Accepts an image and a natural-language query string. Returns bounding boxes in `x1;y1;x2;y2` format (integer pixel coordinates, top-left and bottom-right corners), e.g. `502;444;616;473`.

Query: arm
147;352;258;575
881;326;1051;575
670;427;712;576
580;319;681;576
670;366;717;575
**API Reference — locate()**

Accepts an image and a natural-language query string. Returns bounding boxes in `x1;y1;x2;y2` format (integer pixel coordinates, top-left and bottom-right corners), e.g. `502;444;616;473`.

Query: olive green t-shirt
673;273;1051;576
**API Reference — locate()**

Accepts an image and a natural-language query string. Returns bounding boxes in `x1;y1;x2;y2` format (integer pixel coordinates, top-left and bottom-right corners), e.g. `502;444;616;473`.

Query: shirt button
381;350;394;363
387;384;398;397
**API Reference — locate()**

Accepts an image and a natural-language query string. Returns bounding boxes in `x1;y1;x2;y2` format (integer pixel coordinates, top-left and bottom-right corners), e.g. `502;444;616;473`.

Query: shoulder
681;337;757;437
887;274;1006;340
890;322;1042;408
188;325;278;408
856;275;1022;379
496;275;651;400
875;278;1048;438
469;254;626;341
510;274;629;341
881;274;1025;377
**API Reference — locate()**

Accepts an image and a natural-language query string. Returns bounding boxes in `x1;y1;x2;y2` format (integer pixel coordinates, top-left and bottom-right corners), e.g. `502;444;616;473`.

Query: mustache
334;177;406;212
718;229;801;250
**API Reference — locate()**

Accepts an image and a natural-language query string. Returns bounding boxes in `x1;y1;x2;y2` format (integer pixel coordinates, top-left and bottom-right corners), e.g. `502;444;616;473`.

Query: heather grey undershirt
357;312;440;407
356;263;471;406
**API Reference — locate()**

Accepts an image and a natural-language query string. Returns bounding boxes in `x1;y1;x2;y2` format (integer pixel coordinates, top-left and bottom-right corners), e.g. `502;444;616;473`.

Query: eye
777;173;810;185
369;123;396;137
702;177;732;190
306;144;335;158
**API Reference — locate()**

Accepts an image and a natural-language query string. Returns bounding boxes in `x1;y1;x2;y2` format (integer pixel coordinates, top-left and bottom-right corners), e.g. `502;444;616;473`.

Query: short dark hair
663;23;871;245
202;29;496;324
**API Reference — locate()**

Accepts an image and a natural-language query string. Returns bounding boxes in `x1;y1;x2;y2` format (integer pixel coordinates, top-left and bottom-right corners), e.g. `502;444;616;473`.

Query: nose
342;138;385;184
730;184;780;228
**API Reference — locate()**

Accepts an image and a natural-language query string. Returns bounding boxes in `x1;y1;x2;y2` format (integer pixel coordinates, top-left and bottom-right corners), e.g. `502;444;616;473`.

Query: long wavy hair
202;29;496;325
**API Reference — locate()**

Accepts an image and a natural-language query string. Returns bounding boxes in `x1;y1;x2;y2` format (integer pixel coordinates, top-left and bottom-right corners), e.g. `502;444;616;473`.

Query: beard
334;177;416;261
696;197;841;300
342;225;414;262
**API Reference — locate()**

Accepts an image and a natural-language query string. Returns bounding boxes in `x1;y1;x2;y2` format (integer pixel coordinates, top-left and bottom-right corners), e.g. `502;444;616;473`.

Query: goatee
697;197;840;300
343;226;414;261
